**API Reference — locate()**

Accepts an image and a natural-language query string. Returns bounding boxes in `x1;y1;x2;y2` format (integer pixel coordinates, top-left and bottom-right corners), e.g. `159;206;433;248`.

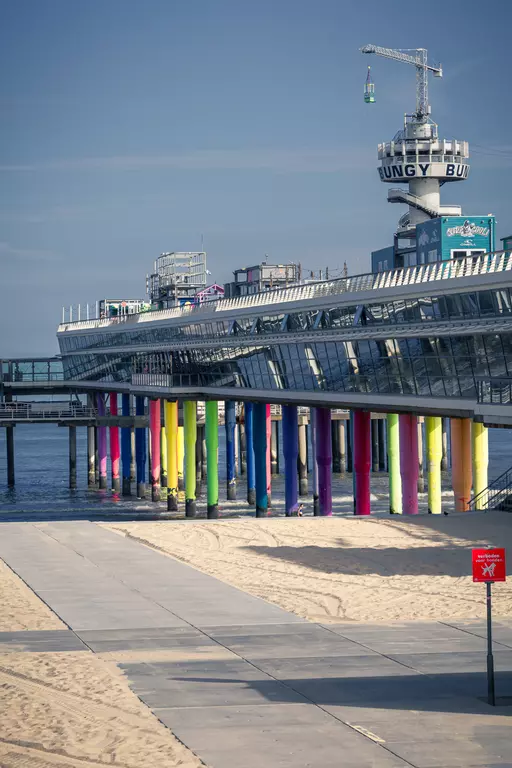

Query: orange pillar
451;417;472;511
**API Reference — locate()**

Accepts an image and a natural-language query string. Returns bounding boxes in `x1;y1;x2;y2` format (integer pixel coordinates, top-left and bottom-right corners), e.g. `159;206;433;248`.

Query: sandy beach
106;512;512;623
0;559;65;632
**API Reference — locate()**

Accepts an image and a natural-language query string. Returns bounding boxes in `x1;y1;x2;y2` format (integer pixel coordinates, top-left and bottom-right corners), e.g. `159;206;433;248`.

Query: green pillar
205;401;219;518
387;413;402;514
184;400;197;517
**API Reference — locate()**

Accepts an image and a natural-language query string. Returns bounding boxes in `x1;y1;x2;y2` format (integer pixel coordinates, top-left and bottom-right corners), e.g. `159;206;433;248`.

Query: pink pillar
149;399;161;502
353;410;371;516
265;404;272;507
97;393;108;490
109;393;120;493
399;414;419;514
315;407;333;516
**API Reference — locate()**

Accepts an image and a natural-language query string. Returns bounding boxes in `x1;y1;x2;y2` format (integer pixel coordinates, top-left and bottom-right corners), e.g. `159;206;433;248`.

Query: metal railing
476;378;512;405
467;464;512;512
1;358;64;383
58;250;512;334
0;403;96;421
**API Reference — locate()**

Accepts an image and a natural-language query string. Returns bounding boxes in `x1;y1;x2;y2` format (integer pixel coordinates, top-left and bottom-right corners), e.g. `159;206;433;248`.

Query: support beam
271;420;279;474
399;414;419;515
472;422;489;510
387;414;401;514
266;405;272;506
354;410;371;515
177;425;184;491
253;402;268;517
184;401;197;517
68;426;77;490
451;417;472;512
378;418;386;471
205;401;219;518
94;427;99;484
135;396;146;499
339;421;347;474
239;421;247;475
165;400;179;511
161;422;168;488
130;427;136;482
149;399;161;502
315;407;332;516
426;416;442;514
282;405;299;516
195;424;203;487
87;425;95;487
6;426;15;488
310;409;319;515
121;393;131;495
332;420;341;473
441;418;449;471
245;402;256;505
298;421;308;496
417;419;425;493
109;393;120;493
371;418;379;473
346;416;353;473
96;394;108;490
225;400;236;500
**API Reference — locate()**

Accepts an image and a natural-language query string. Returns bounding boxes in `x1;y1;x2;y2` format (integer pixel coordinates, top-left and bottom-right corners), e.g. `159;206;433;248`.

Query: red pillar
399;414;419;514
353;410;371;516
109;393;120;493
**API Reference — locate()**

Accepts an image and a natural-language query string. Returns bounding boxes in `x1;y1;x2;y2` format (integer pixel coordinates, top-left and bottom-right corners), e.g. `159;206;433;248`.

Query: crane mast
360;44;442;123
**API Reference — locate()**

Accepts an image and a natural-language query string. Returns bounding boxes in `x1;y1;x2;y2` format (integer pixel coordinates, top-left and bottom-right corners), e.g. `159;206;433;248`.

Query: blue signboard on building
416;216;495;264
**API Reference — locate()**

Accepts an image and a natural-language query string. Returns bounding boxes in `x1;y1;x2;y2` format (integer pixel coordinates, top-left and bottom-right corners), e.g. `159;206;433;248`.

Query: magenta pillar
399;414;419;514
315;407;332;516
96;393;107;490
353;410;371;516
265;404;272;507
149;399;161;502
109;393;120;493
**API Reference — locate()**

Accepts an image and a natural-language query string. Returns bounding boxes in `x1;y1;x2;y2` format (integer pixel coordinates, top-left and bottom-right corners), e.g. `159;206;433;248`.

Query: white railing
58;251;512;334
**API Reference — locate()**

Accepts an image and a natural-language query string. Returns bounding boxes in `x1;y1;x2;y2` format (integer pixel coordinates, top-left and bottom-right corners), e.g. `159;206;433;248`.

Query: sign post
472;548;507;706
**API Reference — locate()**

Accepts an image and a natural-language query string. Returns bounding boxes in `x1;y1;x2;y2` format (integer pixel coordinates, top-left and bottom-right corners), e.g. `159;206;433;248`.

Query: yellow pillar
177;425;185;491
451;417;472;511
426;416;442;514
165;401;178;510
472;421;489;510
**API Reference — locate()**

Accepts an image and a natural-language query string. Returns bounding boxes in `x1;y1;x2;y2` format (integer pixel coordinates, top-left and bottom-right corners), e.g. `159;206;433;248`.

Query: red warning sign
472;549;506;583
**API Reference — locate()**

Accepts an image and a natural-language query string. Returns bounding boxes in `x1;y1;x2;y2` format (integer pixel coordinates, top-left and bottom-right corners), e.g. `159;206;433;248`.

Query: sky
1;0;510;356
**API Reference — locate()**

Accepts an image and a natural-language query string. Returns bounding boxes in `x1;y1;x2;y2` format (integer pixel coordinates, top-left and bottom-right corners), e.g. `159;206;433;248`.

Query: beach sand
0;651;203;768
0;559;65;631
106;512;512;623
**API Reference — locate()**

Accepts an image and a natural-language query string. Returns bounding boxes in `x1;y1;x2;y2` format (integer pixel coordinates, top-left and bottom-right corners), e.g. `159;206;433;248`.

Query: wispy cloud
0;148;372;174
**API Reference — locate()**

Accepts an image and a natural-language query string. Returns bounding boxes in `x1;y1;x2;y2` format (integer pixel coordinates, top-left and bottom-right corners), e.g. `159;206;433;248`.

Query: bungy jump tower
361;45;470;259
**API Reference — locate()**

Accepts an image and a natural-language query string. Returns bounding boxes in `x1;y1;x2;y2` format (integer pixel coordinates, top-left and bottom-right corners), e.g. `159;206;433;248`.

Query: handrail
467;464;512;511
58;250;512;334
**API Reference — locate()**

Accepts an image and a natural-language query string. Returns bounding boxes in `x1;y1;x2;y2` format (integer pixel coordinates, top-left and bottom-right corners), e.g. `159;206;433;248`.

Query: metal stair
467;465;512;512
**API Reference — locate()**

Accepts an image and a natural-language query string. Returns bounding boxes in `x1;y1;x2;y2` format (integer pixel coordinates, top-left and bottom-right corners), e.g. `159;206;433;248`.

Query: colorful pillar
225;400;237;500
177;425;184;491
165;400;179;511
69;426;77;490
298;420;308;496
195;424;203;487
417;419;425;493
399;414;419;515
121;393;131;495
266;404;272;506
451;417;472;511
161;420;168;488
6;426;15;488
87;424;95;486
387;414;401;514
253;402;268;517
184;401;197;517
239;421;247;475
245;402;256;505
282;405;299;516
109;393;120;493
271;420;279;474
149;399;161;502
315;407;332;516
135;396;146;498
205;401;219;518
353;411;371;515
310;409;320;515
441;418;449;471
130;427;136;482
426;416;442;514
97;393;108;490
371;418;379;473
472;421;489;510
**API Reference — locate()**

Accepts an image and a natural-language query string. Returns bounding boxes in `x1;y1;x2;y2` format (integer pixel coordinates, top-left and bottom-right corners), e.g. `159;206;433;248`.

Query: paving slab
0;629;87;653
157;703;411;768
77;626;216;652
442;619;512;649
251;653;414;681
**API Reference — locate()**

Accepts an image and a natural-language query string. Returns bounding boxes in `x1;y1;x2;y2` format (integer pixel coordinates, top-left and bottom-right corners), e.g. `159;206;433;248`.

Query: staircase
467;465;512;512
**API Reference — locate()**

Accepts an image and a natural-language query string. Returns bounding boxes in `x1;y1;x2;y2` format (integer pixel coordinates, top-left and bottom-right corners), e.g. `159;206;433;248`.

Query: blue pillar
245;402;256;505
282;405;299;516
121;393;131;496
253;402;268;517
135;395;146;498
225;400;236;500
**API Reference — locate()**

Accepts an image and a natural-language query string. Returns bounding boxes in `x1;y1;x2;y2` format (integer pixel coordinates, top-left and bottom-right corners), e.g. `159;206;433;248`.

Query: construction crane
360;45;442;122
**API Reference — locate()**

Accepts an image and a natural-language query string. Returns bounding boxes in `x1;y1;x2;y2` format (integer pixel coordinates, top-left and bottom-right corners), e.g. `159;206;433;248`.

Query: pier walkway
0;521;511;767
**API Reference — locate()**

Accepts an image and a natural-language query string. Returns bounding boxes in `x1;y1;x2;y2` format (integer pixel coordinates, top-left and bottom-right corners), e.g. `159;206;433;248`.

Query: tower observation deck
361;45;470;242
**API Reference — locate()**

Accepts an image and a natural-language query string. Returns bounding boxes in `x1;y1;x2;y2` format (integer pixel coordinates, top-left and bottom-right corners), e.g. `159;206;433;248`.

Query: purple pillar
353;410;371;516
315;407;332;516
282;405;299;516
96;393;107;490
400;414;419;515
